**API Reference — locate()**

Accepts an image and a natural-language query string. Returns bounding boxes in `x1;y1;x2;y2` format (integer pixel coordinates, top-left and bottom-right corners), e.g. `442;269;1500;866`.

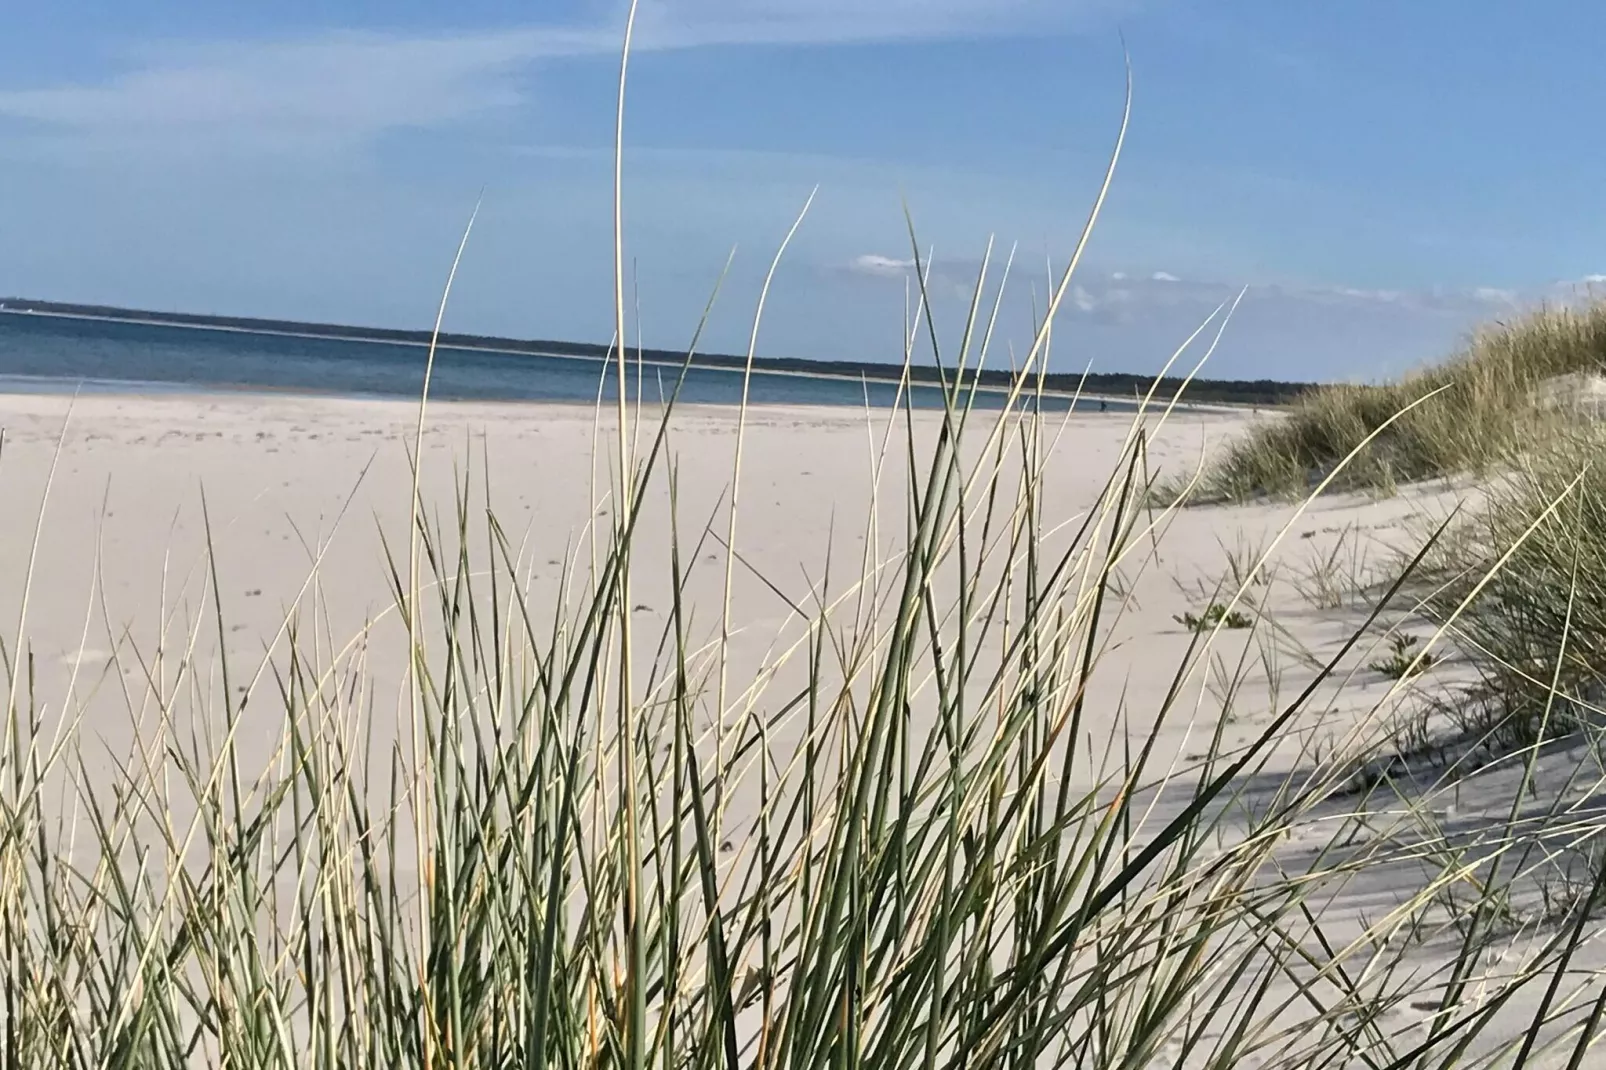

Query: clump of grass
1174;601;1253;633
1170;300;1606;502
1369;631;1436;680
1413;422;1606;750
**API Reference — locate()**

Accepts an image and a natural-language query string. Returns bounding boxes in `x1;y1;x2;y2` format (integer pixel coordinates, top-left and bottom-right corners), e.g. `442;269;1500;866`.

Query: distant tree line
0;297;1312;406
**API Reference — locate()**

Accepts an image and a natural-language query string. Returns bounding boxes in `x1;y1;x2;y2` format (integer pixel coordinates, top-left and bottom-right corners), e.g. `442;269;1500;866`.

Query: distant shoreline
0;297;1310;408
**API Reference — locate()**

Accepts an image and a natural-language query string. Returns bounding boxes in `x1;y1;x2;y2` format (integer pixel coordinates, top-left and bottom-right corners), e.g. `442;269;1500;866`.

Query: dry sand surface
0;389;1601;1065
0;391;1403;766
0;391;1450;802
0;392;1276;776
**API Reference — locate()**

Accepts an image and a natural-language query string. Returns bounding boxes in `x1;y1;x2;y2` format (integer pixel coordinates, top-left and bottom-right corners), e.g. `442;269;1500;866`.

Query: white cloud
843;259;1537;328
846;253;917;277
1054;274;1547;322
1035;275;1565;380
854;257;1554;324
830;266;1536;380
1334;286;1401;303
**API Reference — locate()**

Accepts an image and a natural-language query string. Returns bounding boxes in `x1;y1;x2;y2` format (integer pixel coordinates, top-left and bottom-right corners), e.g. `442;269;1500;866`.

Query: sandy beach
1;388;1598;1067
0;390;1433;780
0;393;1299;791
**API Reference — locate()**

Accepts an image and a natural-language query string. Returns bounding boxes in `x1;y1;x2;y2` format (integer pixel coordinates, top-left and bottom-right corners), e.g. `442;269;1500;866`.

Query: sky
0;0;1602;383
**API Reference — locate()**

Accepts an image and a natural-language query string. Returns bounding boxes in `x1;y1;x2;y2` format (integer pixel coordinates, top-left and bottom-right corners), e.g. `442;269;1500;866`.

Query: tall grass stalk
611;7;645;1069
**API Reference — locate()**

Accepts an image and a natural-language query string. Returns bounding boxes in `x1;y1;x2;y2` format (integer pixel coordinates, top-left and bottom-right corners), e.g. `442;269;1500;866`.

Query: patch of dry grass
1172;300;1606;502
1412;424;1606;752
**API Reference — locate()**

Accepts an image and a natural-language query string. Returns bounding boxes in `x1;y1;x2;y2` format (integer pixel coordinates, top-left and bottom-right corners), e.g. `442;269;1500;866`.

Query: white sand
0;392;1273;776
0;389;1599;1066
0;391;1364;759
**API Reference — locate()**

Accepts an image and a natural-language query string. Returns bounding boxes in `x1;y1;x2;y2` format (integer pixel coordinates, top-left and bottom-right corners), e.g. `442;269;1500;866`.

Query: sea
0;311;1136;413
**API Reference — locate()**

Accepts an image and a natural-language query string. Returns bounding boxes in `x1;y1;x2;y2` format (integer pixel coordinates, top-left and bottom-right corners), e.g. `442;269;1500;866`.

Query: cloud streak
0;2;1133;153
0;29;615;152
632;0;1132;48
846;253;919;278
845;255;1593;317
836;258;1606;379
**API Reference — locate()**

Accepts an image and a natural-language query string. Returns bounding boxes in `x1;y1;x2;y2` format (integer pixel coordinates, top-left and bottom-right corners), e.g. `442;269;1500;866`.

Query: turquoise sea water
0;312;1134;412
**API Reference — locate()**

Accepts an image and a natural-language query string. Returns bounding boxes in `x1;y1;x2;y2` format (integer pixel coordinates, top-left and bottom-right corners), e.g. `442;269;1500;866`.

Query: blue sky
0;0;1601;382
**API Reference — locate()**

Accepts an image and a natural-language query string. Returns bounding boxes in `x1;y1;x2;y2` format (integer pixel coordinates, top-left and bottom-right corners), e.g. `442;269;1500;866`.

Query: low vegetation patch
1413;424;1606;748
1170;300;1606;502
1368;631;1435;680
1174;601;1253;633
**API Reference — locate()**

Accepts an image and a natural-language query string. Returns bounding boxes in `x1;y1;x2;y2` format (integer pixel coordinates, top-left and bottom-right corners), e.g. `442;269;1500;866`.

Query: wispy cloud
845;252;1578;322
845;253;918;278
632;0;1134;48
0;2;1134;154
839;256;1606;375
0;28;616;153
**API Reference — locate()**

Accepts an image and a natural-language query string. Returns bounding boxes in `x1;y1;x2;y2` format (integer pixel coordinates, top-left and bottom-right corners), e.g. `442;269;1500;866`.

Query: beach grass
1401;422;1606;759
1;11;1605;1070
5;312;1605;1070
1167;298;1606;503
8;320;1606;1069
